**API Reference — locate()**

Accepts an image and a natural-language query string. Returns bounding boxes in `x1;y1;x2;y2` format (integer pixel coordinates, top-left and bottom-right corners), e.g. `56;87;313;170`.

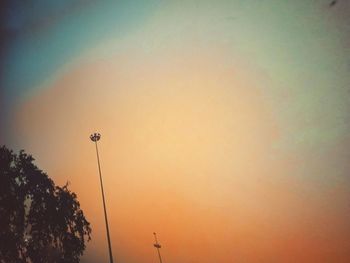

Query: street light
153;232;163;263
90;133;114;263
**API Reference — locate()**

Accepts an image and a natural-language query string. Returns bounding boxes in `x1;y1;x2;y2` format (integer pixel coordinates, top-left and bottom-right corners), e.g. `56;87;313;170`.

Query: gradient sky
1;1;350;262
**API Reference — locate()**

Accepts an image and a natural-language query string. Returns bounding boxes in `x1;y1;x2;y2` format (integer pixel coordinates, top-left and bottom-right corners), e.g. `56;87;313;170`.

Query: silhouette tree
0;145;91;263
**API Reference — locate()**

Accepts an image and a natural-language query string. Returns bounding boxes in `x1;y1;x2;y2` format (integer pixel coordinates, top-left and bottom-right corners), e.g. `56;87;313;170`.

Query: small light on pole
90;132;114;263
153;232;163;263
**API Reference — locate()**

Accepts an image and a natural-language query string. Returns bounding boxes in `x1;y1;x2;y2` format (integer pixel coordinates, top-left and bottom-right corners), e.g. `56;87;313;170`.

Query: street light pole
90;133;114;263
153;232;163;263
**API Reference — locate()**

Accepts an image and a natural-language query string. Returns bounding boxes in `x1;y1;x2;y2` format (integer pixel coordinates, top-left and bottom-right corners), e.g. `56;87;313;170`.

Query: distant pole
153;232;163;263
90;133;114;263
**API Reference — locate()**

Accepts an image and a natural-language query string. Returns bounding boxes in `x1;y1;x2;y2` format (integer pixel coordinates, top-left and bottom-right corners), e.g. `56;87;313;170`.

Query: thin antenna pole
153;232;163;263
90;133;114;263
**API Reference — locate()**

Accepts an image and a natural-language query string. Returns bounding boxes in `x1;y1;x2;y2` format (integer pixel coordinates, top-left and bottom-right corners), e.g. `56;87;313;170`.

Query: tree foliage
0;146;91;263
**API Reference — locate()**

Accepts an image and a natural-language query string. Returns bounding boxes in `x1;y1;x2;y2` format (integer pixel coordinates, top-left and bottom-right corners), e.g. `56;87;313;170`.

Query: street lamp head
90;133;101;142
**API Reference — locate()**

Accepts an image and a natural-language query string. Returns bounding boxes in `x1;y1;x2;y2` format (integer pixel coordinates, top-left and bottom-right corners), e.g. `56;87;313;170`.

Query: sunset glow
1;1;350;262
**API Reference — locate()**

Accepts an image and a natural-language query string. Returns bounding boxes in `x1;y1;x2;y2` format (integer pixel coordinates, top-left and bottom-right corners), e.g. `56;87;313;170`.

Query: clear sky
1;1;350;262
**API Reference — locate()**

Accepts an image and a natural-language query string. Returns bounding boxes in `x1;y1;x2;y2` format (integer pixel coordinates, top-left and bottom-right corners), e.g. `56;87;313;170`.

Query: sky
1;0;350;262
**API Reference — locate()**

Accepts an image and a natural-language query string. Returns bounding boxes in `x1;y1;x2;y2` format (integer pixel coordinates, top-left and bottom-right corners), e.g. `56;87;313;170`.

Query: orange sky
2;1;350;262
12;48;350;262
